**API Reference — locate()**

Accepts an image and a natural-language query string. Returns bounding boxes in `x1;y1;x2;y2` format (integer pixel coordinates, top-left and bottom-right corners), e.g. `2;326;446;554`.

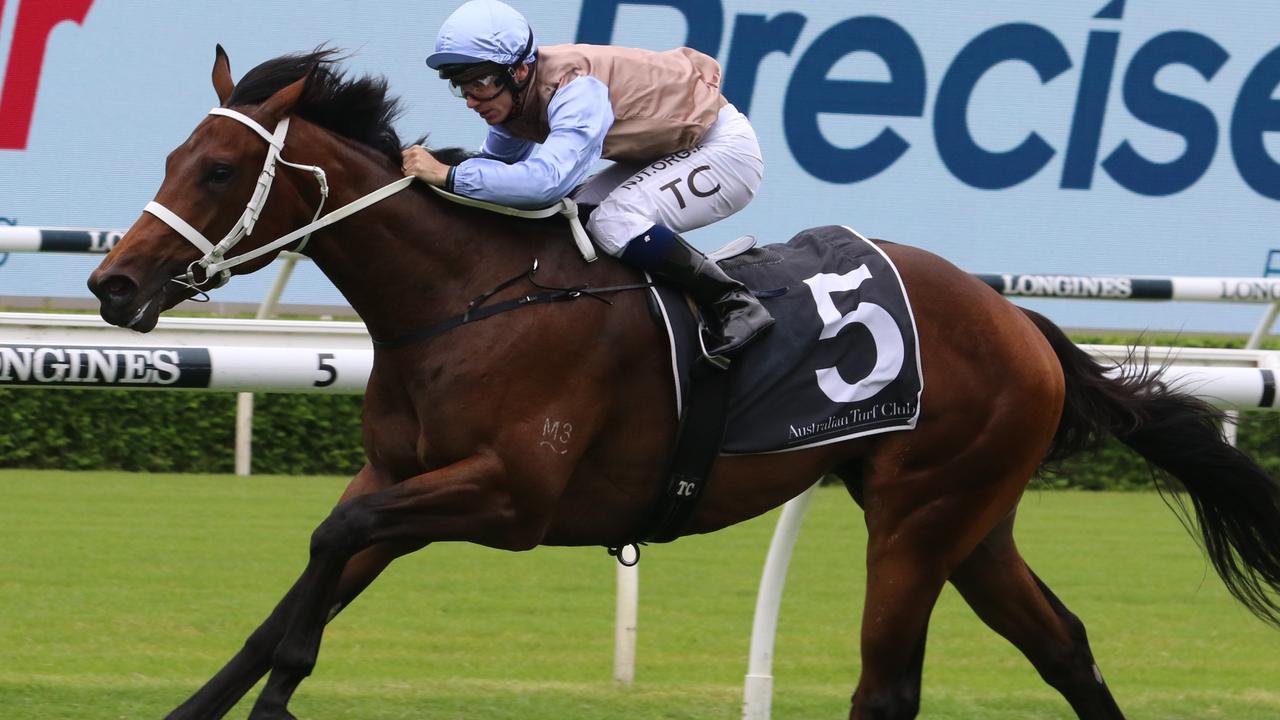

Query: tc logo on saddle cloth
653;225;924;454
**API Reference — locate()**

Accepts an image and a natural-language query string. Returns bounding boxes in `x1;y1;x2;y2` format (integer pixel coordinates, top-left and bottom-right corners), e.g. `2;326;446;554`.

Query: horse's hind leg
846;368;1064;719
847;445;1038;719
949;512;1126;720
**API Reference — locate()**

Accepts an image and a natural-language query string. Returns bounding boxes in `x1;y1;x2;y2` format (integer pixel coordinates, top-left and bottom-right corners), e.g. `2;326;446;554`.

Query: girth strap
637;358;733;544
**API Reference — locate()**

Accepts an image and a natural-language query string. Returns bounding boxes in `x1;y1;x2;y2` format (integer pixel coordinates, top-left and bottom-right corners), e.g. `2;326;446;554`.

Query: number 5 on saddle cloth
631;225;924;544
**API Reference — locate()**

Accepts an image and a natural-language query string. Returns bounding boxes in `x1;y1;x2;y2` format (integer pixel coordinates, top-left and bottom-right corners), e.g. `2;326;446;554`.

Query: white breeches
576;103;764;256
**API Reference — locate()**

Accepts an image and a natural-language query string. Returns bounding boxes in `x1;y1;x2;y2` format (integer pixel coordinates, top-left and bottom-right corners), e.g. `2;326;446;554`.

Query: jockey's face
463;64;530;125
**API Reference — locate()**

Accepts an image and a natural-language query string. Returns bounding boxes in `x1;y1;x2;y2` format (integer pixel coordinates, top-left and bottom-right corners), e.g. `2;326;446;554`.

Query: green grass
0;472;1277;719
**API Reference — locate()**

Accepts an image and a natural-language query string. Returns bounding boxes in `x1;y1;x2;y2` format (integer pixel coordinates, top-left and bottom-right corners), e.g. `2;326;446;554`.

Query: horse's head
88;46;320;331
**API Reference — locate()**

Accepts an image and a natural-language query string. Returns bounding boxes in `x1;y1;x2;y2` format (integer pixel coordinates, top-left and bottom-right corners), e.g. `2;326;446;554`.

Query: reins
145;107;640;349
144;106;598;294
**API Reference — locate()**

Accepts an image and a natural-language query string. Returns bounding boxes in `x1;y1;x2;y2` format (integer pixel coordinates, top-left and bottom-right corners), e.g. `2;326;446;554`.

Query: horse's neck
296;131;573;342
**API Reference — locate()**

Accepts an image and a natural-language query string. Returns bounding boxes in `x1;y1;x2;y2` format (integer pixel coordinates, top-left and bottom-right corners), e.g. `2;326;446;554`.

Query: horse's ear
257;74;308;123
212;44;234;105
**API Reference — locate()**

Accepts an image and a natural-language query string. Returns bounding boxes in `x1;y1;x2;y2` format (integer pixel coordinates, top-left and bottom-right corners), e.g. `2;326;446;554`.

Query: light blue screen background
1;1;1276;333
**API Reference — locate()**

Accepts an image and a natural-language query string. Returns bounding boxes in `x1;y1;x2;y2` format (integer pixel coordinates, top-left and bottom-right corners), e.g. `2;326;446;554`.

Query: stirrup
707;234;756;262
696;324;732;370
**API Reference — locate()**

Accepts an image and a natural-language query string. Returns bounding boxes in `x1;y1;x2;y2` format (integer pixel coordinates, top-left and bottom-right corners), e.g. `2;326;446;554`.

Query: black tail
1022;307;1280;627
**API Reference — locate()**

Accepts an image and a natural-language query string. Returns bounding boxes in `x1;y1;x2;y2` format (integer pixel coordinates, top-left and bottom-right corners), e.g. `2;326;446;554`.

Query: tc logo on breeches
660;165;722;209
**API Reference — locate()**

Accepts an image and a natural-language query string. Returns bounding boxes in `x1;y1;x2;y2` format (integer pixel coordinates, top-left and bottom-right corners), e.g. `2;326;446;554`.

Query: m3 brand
578;0;1280;199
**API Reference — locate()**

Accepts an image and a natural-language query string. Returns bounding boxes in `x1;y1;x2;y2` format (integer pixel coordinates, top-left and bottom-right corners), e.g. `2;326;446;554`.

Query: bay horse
87;48;1280;720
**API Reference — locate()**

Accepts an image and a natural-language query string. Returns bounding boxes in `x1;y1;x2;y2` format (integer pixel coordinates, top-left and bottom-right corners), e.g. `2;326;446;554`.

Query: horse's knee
242;621;283;660
851;684;921;720
269;642;318;682
311;499;375;557
311;486;546;554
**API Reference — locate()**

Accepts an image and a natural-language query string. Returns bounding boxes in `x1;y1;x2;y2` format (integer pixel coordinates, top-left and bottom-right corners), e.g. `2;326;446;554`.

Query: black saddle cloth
648;225;923;454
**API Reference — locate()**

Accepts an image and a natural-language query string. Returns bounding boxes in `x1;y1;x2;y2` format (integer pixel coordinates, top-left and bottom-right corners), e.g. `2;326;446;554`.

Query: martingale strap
370;259;654;349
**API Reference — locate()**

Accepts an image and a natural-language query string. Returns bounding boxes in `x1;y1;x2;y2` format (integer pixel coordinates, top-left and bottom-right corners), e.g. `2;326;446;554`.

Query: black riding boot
649;234;775;358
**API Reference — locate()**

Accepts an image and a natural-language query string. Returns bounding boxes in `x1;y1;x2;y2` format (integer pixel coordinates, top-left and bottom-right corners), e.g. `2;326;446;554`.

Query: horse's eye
206;163;234;185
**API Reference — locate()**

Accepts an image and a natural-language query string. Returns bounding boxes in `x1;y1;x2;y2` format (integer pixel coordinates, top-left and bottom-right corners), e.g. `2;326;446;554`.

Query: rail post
743;482;819;720
614;560;638;684
234;256;300;476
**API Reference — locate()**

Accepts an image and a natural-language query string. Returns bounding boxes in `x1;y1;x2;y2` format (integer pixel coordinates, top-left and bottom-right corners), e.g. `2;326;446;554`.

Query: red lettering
0;0;96;150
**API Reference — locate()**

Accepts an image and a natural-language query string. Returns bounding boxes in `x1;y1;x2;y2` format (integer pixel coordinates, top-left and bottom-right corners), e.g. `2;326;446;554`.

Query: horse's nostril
96;274;138;305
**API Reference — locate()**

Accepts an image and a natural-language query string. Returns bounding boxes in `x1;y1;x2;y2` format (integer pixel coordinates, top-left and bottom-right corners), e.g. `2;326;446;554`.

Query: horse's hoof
247;704;298;720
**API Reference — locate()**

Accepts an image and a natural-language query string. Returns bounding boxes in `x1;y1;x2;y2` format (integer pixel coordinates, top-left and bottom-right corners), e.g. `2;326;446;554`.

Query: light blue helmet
426;0;538;70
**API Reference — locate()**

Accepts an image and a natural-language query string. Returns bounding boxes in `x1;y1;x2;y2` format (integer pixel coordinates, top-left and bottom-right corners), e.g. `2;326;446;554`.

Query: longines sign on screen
1;0;1276;332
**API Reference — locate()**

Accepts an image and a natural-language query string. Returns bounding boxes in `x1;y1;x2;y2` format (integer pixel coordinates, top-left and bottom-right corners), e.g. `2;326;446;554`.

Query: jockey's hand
402;145;450;186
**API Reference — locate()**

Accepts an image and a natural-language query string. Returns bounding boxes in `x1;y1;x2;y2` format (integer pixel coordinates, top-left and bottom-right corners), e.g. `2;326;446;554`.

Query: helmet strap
501;29;536;117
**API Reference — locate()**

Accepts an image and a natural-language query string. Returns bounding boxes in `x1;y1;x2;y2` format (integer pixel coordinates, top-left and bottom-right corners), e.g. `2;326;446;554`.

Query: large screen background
1;0;1276;332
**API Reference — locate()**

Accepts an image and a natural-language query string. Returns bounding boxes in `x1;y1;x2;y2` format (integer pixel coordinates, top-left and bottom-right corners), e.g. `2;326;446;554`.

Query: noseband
142;107;333;290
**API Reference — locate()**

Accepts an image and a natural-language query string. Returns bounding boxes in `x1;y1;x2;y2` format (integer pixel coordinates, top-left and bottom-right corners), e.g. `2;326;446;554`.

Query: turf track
0;470;1277;719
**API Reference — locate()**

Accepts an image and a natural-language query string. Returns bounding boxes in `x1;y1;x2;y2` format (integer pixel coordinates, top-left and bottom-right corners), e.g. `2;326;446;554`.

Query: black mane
227;48;404;165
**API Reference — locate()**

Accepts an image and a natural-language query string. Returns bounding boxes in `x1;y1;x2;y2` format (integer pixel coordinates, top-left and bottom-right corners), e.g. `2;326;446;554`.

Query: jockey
402;0;773;358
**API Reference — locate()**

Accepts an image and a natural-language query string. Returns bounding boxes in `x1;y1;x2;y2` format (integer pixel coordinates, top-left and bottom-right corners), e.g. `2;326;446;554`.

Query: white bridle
143;107;334;289
142;105;594;293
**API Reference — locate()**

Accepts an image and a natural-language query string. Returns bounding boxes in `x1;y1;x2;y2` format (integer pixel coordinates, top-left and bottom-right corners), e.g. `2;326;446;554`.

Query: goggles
449;73;507;102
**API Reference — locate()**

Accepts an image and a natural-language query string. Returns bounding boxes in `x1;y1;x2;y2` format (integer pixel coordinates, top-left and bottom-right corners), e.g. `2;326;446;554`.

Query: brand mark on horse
539;418;573;454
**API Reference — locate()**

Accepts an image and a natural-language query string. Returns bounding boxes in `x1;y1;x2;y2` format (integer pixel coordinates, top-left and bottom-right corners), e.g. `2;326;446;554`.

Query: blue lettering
722;13;806;116
1232;45;1280;200
935;24;1071;190
1094;0;1126;20
783;16;924;184
575;3;1279;200
1103;31;1228;196
1062;30;1120;190
574;0;723;55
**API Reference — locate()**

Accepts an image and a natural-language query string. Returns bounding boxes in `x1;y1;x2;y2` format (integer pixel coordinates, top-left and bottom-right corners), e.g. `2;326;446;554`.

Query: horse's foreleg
950;514;1126;720
166;464;416;720
166;543;412;720
247;453;521;720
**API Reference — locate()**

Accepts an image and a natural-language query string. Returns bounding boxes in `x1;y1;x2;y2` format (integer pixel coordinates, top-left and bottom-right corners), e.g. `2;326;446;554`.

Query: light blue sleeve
451;76;614;208
478;124;534;163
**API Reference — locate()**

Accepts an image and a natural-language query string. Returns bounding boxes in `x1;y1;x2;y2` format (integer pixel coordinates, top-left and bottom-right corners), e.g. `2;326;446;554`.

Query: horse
87;47;1280;720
